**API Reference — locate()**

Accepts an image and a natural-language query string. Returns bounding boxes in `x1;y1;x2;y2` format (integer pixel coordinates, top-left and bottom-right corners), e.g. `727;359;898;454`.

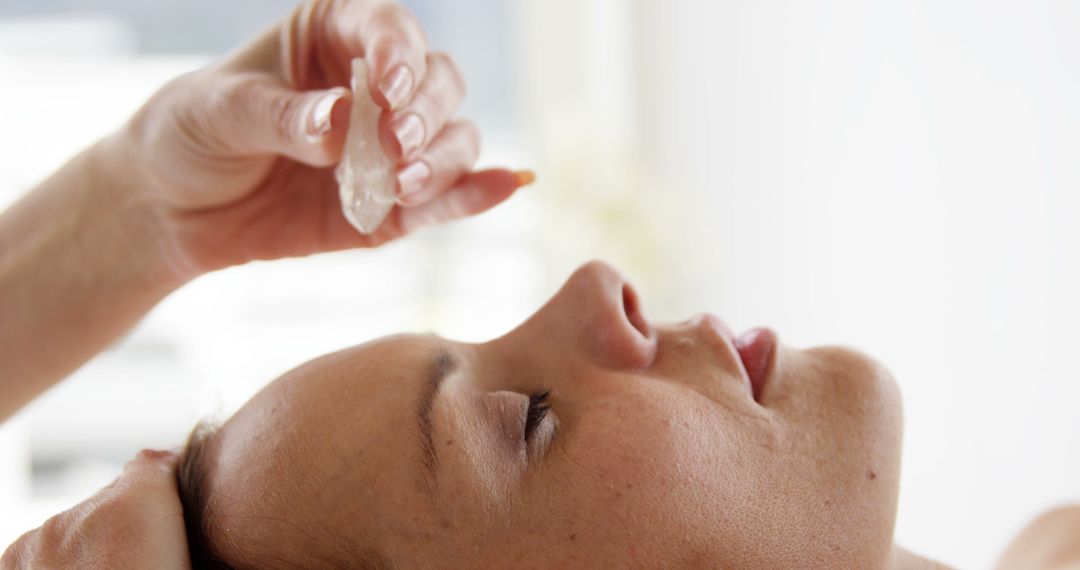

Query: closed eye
523;388;551;441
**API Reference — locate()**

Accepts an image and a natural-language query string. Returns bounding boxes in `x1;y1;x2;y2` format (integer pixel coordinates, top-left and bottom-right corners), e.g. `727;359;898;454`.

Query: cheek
542;387;749;548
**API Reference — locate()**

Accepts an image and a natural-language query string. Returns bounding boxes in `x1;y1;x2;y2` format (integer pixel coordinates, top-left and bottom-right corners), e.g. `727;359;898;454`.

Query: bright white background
2;2;1078;568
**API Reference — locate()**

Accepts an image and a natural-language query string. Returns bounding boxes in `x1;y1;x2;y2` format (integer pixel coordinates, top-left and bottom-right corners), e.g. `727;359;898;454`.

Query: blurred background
1;1;1078;567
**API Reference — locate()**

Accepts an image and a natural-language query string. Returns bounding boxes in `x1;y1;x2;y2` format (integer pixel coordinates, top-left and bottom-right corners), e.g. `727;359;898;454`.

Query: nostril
622;284;651;339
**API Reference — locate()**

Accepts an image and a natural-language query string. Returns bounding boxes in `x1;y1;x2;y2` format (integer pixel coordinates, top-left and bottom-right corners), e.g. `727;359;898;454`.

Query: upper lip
692;313;755;399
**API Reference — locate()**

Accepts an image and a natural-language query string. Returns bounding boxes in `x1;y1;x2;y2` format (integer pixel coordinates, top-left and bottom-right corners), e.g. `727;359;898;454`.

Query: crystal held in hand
336;59;398;235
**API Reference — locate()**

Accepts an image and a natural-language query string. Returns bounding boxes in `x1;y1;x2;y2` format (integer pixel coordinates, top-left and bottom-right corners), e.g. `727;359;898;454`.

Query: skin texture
197;261;905;568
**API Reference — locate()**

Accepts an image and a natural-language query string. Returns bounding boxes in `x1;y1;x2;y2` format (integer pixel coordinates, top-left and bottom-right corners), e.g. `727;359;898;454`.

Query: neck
889;545;953;570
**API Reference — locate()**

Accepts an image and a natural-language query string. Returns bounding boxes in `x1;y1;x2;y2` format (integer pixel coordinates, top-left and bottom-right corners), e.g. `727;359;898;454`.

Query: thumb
220;76;351;167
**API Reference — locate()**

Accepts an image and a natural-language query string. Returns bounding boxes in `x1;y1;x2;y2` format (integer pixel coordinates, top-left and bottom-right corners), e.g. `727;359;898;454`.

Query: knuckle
1;532;35;569
72;493;133;535
36;513;71;546
31;513;83;564
125;69;204;149
216;74;253;119
412;87;444;120
270;92;306;145
368;3;403;32
427;51;452;67
431;125;479;171
220;73;295;138
368;3;427;50
211;73;267;142
460;121;481;147
451;121;481;165
96;491;142;522
376;2;418;28
431;52;466;95
1;487;156;569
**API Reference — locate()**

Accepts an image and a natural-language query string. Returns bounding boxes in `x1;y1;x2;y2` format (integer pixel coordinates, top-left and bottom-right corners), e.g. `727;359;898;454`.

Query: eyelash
523;388;551;441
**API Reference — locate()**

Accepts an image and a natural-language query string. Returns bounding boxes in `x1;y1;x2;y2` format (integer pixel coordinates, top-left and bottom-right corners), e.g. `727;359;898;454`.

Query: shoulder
998;504;1080;570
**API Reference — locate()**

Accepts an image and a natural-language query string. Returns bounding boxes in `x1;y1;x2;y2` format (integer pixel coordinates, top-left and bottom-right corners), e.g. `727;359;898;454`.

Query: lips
683;313;778;404
735;328;777;401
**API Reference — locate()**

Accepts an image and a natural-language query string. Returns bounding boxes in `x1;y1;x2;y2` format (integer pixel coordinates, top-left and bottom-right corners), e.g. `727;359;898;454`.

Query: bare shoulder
997;505;1080;570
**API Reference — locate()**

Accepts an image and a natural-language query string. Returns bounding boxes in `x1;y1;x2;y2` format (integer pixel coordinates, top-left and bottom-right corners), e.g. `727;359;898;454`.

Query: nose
504;260;657;370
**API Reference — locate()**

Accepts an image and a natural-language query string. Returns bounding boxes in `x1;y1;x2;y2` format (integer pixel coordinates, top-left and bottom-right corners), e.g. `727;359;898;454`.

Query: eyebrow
417;348;457;491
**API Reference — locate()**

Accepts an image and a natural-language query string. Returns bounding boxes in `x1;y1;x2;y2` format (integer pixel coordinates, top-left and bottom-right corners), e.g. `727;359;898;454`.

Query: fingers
332;1;428;110
0;449;187;570
120;448;180;480
250;1;459;168
2;529;33;569
363;3;428;110
103;449;183;520
219;74;351;167
398;169;534;234
383;52;466;161
113;450;189;562
396;120;479;206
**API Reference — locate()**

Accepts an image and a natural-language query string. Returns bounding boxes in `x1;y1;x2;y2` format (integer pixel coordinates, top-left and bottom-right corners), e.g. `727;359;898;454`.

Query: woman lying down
173;261;1079;569
1;0;1076;566
177;261;903;568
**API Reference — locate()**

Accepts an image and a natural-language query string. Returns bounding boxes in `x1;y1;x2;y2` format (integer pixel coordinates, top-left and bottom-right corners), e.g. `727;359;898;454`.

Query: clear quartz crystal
336;58;398;235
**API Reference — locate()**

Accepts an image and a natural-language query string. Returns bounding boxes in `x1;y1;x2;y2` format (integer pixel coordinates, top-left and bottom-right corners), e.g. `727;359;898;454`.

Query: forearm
0;135;186;421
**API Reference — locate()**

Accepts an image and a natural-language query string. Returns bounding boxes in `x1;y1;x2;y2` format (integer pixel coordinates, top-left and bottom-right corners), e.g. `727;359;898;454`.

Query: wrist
0;137;193;417
84;135;197;291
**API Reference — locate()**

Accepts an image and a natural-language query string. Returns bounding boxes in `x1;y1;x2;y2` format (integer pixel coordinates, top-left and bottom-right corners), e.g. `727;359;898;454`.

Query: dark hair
176;421;237;570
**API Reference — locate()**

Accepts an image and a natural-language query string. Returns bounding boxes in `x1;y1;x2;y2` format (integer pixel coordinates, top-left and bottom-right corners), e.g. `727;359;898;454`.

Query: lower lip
735;328;777;401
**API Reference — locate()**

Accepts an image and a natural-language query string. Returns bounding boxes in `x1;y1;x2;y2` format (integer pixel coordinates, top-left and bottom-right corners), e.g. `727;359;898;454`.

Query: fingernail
514;170;537;188
379;65;414;110
309;88;348;137
136;448;177;461
397;161;432;202
123;448;176;473
391;113;426;159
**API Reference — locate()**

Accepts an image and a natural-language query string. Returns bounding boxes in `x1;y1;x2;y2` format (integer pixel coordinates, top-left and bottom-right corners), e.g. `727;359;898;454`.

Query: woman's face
203;261;903;568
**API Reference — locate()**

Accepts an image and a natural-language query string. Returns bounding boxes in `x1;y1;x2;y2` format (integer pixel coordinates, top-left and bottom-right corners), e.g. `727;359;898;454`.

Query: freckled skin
202;262;903;569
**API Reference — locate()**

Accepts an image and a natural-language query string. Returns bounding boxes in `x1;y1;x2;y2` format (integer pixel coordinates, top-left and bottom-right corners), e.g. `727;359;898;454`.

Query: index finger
335;0;429;110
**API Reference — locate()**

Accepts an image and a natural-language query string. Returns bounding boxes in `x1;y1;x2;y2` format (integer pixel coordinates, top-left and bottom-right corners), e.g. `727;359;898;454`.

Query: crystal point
336;59;397;235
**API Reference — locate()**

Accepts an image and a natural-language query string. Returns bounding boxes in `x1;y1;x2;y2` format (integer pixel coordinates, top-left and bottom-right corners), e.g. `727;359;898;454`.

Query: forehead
208;335;446;547
225;334;439;442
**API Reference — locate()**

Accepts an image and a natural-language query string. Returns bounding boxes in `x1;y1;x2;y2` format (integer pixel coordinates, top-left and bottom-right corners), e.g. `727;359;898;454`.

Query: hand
1;450;189;569
112;0;529;278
